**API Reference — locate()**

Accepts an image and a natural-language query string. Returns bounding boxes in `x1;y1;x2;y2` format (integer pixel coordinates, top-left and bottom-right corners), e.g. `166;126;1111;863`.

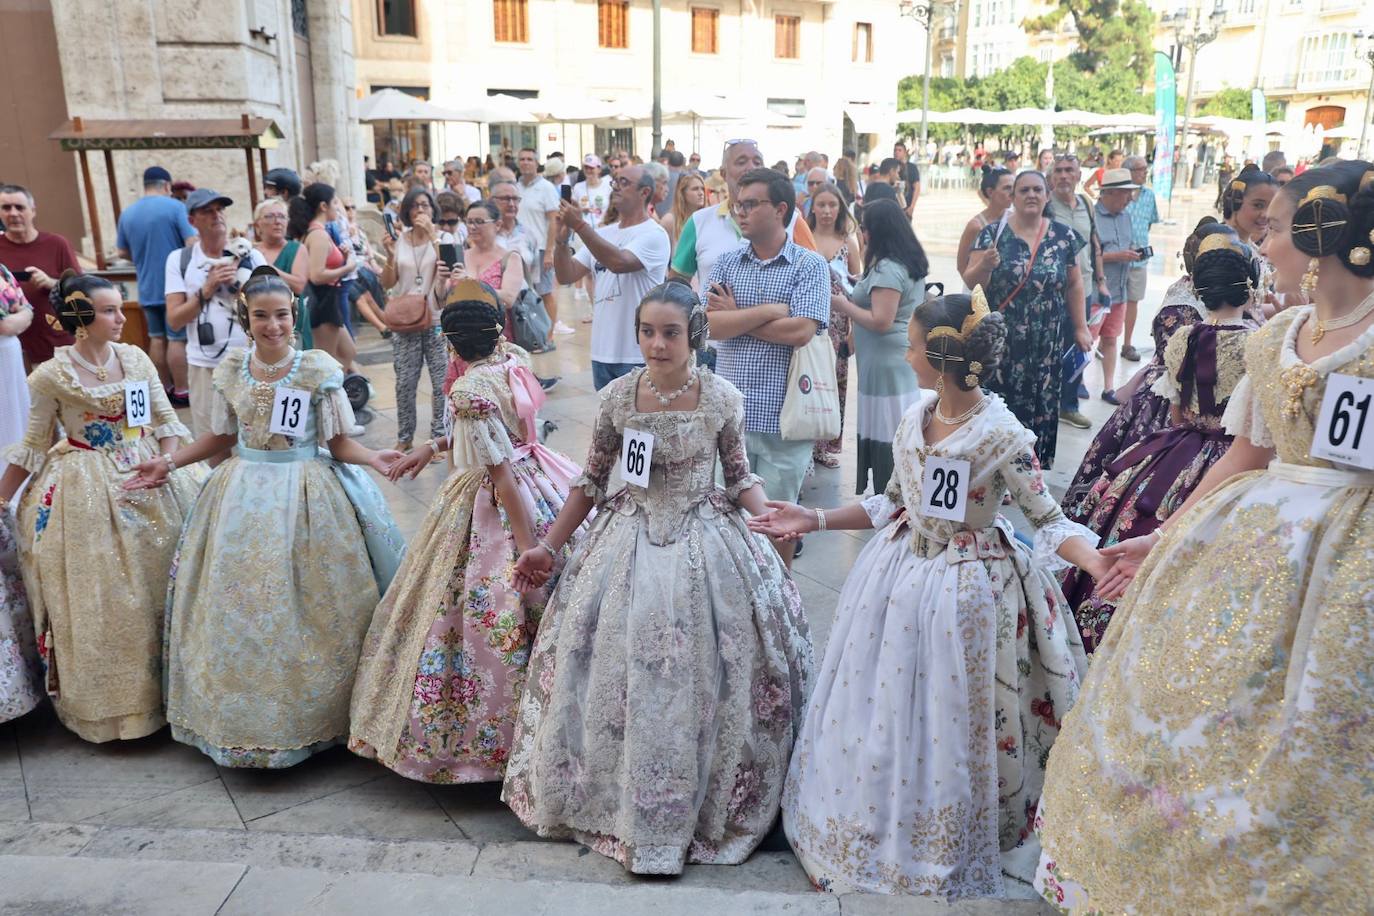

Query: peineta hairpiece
62;289;96;324
1292;185;1349;256
926;285;991;347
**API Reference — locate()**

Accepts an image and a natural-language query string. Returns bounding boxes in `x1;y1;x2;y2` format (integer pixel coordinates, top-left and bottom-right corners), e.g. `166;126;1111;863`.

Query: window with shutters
775;15;800;59
691;7;719;54
599;0;630;49
852;22;872;62
493;0;528;43
376;0;416;37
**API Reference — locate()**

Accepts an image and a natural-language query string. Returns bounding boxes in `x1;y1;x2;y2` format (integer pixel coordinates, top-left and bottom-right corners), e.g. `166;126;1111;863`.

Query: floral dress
1062;279;1203;517
1060;319;1250;653
784;391;1090;899
502;369;814;875
973;220;1085;469
1036;305;1374;913
2;345;203;741
0;509;41;724
349;349;582;783
164;349;404;768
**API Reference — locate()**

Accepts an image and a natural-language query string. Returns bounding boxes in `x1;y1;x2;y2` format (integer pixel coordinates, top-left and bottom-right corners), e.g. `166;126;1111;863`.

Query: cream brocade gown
1036;306;1374;913
164;349;404;768
3;345;203;741
783;391;1091;899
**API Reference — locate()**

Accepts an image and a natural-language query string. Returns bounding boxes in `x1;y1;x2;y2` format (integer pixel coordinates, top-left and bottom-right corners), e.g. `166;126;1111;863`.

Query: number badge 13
1310;373;1374;470
920;455;970;523
269;386;311;439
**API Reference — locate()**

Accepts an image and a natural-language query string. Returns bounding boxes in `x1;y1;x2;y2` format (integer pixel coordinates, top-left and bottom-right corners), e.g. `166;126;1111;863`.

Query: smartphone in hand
383;211;398;240
560;184;574;204
438;242;460;269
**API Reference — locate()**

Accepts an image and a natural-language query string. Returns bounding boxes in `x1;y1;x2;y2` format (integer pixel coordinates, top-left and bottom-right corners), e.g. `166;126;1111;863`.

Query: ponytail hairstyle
440;280;505;362
287;182;335;240
50;270;116;334
1222;164;1277;220
235;265;296;332
1191;233;1260;311
913;287;1007;391
1283;159;1374;278
635;278;709;351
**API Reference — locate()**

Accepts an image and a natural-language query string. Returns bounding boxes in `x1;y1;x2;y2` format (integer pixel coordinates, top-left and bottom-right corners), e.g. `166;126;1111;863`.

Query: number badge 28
920;455;971;523
1310;373;1374;470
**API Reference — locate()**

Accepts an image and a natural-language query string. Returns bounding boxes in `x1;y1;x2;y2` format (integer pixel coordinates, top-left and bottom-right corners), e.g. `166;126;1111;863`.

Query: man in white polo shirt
164;188;265;464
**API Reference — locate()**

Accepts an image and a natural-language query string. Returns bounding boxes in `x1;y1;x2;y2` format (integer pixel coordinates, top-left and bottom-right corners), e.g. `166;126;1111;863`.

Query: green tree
1023;0;1156;80
1197;87;1282;121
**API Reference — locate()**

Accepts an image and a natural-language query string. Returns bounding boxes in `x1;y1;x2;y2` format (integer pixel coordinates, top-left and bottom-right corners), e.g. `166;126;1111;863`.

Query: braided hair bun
913;292;1007;391
636;279;709;351
1192;237;1260;311
49;270;116;335
441;281;504;362
1181;216;1220;275
1284;159;1374;278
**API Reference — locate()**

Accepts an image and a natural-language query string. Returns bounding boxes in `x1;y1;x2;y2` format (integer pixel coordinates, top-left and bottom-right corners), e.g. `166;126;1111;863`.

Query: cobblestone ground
0;187;1225;914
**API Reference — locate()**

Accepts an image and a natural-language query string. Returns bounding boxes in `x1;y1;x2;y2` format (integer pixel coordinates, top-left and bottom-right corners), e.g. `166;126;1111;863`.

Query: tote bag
779;330;841;441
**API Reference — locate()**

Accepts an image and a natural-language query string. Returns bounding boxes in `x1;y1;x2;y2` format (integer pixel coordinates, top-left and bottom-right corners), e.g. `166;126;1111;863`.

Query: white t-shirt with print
516;177;561;254
574;219;670;366
163;242;266;369
572;179;611;229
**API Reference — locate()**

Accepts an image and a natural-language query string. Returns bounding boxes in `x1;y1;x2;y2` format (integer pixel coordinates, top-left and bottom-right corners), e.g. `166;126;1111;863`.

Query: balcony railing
1319;0;1361;12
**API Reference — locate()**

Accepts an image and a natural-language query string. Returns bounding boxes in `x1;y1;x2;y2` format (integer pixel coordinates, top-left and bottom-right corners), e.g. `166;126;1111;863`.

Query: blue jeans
592;360;641;391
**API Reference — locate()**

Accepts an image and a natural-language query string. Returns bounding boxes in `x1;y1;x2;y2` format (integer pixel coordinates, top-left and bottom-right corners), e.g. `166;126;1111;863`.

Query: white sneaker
553;321;576;335
348;423;366;437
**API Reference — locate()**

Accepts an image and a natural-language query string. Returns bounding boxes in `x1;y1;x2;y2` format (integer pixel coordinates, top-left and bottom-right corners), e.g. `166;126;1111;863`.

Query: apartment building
353;0;919;166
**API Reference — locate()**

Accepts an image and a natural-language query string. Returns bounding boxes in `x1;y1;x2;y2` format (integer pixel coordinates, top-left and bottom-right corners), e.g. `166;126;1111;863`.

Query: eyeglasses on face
491;195;519;203
466;218;493;227
610;177;635;189
436;218;461;227
344;205;357;211
442;170;456;176
732;198;771;215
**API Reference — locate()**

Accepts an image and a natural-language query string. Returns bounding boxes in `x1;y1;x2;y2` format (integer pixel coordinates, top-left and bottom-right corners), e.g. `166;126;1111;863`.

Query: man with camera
164;189;265;463
1093;168;1144;407
1121;155;1160;363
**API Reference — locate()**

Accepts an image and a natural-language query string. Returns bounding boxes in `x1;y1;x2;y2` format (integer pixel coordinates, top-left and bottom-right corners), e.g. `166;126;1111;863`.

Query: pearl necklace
251;346;295;375
1310;288;1374;345
645;369;697;407
68;345;116;382
934;394;987;426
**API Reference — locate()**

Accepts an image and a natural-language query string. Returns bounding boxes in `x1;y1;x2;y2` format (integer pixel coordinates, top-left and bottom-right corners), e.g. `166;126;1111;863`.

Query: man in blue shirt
1092;168;1143;405
1121;155;1160;362
117;166;195;405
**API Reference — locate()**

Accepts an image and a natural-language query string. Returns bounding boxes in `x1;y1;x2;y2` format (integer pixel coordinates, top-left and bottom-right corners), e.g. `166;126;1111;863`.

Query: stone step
0;821;1054;915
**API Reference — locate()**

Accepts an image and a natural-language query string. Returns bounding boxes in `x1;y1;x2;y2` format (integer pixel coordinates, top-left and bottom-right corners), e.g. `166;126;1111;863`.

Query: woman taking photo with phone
378;188;451;454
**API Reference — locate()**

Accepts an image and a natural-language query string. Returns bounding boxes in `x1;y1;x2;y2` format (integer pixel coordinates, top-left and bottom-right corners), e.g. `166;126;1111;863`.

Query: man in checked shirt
704;168;830;567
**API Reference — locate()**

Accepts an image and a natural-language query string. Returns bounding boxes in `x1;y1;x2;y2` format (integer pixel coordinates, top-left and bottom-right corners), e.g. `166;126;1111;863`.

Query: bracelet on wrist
162;453;177;474
814;508;826;532
537;539;557;559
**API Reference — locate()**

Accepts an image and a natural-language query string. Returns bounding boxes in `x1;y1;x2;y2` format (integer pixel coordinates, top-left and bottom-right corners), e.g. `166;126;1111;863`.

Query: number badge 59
920;455;970;523
1310;373;1374;470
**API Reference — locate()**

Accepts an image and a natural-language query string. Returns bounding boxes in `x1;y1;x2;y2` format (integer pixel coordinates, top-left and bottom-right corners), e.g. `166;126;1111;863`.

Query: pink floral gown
349;348;580;782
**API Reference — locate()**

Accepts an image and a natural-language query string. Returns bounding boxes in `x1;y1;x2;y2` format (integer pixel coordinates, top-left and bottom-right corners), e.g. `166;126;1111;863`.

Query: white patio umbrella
357;88;454;122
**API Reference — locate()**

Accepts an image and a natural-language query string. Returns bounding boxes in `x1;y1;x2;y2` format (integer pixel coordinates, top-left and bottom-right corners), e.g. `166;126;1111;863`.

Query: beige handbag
779;330;841;441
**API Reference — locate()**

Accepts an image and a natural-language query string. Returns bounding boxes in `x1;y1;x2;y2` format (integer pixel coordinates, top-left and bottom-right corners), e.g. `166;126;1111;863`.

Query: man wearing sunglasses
668;139;817;288
442;160;480;204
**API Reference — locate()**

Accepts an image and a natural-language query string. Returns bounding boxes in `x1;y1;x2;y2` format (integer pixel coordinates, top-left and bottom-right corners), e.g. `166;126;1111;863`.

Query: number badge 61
1311;373;1374;470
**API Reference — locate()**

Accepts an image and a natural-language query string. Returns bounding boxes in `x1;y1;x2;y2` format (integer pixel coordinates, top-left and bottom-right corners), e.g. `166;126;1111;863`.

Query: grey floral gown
502;368;814;875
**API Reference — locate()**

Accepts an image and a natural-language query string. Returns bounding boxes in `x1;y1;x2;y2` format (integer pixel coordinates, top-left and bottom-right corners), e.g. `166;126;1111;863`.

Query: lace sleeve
210;390;238;437
450;394;514;471
145;361;191;440
315;372;358;444
718;386;763;501
1150;331;1187;403
1;380;58;474
861;474;904;527
1001;446;1097;575
570;384;624;505
1221;375;1272;447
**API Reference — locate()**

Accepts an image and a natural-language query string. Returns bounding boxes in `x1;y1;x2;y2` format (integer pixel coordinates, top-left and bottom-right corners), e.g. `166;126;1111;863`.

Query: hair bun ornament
927;284;991;347
445;278;500;309
1195;234;1249;259
1290;185;1351;257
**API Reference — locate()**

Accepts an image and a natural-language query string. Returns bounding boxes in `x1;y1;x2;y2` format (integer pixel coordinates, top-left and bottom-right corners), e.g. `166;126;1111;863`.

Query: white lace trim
1032;517;1098;576
0;443;46;475
1221;375;1271;447
316;385;356;444
451;413;514;471
861;493;898;528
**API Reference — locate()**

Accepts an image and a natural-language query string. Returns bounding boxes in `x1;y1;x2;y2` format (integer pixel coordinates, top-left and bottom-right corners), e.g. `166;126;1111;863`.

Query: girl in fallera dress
750;288;1103;899
0;273;204;741
126;267;405;768
349;282;581;783
1060;229;1257;653
502;280;813;876
1035;159;1374;914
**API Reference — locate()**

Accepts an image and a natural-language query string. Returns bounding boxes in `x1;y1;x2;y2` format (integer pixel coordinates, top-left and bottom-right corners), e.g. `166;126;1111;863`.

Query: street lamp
1356;30;1374;160
1163;1;1225;187
899;0;958;158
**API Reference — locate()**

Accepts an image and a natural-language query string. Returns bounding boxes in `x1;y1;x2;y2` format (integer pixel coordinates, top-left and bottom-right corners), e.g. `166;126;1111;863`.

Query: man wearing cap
263;168;303;201
1093;168;1143;406
668;139;816;288
164;189;266;462
1121;155;1160;362
117;166;197;405
0;182;79;368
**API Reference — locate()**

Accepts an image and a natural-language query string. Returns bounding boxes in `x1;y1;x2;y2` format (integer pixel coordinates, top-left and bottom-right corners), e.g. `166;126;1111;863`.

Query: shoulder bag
780;327;841;442
383;232;435;334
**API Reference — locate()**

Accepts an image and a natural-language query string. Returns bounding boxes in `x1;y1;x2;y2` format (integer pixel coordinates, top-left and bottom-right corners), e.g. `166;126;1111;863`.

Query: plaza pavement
0;186;1222;914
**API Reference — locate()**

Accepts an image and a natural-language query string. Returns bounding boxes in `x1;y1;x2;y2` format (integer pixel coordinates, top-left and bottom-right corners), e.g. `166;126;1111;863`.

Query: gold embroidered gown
2;345;203;741
1036;306;1374;913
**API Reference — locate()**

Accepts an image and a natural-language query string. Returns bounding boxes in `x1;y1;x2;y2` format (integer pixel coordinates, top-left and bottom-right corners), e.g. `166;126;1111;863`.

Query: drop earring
75;325;88;341
1300;257;1319;294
